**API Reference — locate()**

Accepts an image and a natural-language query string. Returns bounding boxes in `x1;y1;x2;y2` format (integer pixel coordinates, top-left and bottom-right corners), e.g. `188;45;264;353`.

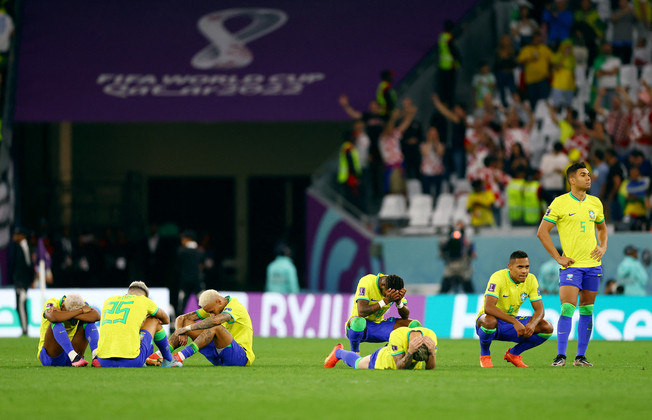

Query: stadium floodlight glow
191;8;288;70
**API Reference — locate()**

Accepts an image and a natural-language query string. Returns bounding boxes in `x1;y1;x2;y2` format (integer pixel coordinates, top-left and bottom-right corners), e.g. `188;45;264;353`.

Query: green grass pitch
1;337;650;419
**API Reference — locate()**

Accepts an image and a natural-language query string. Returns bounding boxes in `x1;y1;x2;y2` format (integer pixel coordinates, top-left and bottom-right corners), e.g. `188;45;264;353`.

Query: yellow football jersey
196;297;255;366
373;327;437;370
543;192;605;268
37;297;82;359
347;273;407;325
477;269;542;318
96;294;158;359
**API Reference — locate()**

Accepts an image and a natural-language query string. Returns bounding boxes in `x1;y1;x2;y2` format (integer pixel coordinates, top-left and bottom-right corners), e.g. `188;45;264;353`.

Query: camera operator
439;223;476;293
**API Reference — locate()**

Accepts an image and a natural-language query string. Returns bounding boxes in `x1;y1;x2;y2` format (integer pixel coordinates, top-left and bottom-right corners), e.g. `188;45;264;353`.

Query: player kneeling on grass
149;290;254;367
325;326;437;370
95;281;181;367
38;293;101;367
476;250;553;368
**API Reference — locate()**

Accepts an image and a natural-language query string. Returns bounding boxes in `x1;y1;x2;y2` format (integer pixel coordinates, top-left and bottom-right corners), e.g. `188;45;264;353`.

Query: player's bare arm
590;221;608;262
396;288;410;319
44;305;92;323
73;306;101;323
537;219;575;268
423;336;436;369
524;300;546;338
483;295;526;336
394;332;423;369
174;311;201;329
355;289;398;318
177;313;232;334
152;307;170;325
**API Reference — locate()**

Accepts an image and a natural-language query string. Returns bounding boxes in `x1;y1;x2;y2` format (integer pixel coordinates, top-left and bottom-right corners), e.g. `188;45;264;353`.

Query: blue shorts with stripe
96;330;153;368
476;316;532;343
39;347;72;366
559;266;602;292
198;339;248;366
346;317;398;343
368;347;382;369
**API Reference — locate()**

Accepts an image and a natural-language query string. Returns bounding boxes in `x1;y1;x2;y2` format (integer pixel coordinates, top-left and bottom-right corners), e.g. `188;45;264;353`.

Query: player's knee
578;304;594;316
349;317;367;332
479;315;498;330
560;302;576;317
540;320;554;335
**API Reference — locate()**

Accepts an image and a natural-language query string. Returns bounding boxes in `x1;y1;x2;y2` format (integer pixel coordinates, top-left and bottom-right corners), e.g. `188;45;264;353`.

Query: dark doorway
248;176;310;291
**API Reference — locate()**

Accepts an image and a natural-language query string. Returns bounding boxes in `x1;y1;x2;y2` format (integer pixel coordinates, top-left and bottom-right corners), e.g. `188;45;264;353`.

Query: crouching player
38;293;100;367
476;250;553;367
96;281;180;367
325;326;436;370
156;290;254;367
346;273;421;353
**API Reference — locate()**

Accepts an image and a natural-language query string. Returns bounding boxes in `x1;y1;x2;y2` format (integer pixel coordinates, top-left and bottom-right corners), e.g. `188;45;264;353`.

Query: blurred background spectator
265;241;299;294
616;245;649;295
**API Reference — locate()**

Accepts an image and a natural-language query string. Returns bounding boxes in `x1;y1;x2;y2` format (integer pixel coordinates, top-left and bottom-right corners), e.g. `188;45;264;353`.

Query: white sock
176;352;186;361
68;350;78;362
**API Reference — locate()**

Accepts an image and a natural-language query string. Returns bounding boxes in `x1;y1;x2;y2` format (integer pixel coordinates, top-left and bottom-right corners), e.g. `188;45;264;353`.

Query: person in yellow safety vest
523;171;543;225
506;166;527;226
338;139;362;194
437;19;460;106
376;70;397;116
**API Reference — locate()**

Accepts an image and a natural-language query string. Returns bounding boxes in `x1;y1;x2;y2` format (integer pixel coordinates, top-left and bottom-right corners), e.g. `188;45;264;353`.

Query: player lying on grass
38;293;100;367
476;250;553;368
148;289;254;367
346;273;422;353
325;326;436;370
95;281;180;367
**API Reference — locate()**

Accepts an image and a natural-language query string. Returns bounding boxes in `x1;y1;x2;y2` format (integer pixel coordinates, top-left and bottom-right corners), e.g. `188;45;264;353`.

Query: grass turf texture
1;337;650;419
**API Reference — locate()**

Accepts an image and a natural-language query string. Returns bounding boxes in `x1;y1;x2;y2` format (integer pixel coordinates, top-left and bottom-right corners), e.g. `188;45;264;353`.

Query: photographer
439;223;476;293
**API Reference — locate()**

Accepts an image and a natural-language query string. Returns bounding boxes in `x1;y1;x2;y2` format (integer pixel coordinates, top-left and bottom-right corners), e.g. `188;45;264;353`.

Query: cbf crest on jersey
589;210;595;220
520;292;527;302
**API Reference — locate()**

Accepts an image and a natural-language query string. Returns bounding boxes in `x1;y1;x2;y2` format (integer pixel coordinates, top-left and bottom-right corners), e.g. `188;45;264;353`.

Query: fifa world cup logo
192;8;288;69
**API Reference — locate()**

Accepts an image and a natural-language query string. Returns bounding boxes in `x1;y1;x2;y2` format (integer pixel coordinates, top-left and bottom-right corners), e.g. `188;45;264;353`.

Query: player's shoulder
490;269;508;283
585;194;603;206
44;297;60;310
525;272;538;285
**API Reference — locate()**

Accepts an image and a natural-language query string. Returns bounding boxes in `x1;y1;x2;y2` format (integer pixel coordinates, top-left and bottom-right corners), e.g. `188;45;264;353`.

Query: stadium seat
452;193;470;226
620;65;638;94
407;194;433;227
406;179;422;200
431;193;454;230
642;64;652;85
378;194;408;220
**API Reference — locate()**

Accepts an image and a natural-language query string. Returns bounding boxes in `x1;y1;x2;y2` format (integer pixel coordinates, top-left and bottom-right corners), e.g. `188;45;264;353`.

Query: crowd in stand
337;0;652;232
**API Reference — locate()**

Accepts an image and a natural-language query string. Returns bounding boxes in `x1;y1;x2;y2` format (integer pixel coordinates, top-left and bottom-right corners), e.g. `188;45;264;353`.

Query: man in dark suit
12;227;34;335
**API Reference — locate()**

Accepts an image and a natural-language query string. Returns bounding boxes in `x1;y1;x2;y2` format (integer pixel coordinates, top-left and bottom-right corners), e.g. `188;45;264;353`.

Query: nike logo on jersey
502;295;509;297
568;213;576;216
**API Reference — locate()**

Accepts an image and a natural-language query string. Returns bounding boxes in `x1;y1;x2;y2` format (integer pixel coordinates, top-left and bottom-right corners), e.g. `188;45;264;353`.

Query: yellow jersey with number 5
97;294;158;359
543;192;605;268
477;269;542;319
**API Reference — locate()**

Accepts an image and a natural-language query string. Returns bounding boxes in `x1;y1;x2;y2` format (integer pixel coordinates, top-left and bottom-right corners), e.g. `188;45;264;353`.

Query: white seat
378;194;408;219
406;179;422;200
431;193;454;228
452;179;471;195
642;64;652;85
453;193;471;226
407;194;433;226
620;64;638;93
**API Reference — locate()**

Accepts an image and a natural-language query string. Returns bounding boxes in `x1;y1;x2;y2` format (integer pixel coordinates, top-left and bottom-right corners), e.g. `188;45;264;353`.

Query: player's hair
566;161;587;179
509;250;529;261
413;344;430;362
63;293;85;311
128;281;149;297
384;275;404;291
198;289;222;308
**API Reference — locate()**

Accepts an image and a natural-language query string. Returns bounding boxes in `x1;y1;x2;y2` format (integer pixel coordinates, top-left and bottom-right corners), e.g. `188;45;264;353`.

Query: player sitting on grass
95;281;181;367
325;326;437;370
476;250;553;368
346;273;421;353
38;293;100;367
148;289;254;367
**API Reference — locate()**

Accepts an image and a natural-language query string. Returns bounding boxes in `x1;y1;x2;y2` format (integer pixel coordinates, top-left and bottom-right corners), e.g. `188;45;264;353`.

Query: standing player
476;250;553;367
160;289;254;367
96;281;180;367
346;273;421;353
537;162;608;367
37;293;100;367
325;326;437;370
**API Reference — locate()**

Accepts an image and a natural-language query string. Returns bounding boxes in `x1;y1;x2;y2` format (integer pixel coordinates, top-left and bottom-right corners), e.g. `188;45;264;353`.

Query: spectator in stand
437;19;461;106
542;0;574;49
511;2;539;50
379;99;417;194
502;104;534;160
352;119;372;209
621;80;652;157
474;156;510;227
550;40;576;109
338;131;363;210
376;70;397;117
401;119;424;181
495;34;518;107
574;0;606;45
610;0;638;64
594;87;630;155
628;149;652;177
548;105;593;163
619;165;650;229
537;248;563;294
616;245;649;295
633;0;652;31
506;166;527;226
604;148;626;221
593;41;622;109
540;142;570;205
517;31;554;107
419;126;446;199
52;226;74;288
338;94;387;203
467;179;496;227
472;62;497;110
265;242;299;294
0;5;13;102
591;149;610;198
431;93;467;179
506;143;532;177
633;37;650;69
